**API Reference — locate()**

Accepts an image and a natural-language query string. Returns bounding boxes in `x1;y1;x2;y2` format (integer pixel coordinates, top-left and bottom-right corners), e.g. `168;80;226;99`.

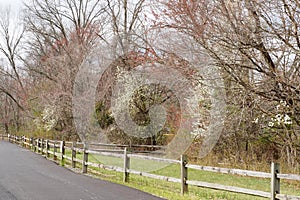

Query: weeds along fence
1;134;300;200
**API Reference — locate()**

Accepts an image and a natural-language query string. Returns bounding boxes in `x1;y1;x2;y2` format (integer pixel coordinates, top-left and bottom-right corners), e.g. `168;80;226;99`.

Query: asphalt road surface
0;141;165;200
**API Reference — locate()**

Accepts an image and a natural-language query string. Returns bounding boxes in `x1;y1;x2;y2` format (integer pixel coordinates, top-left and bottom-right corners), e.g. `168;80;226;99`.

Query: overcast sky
0;0;24;10
0;0;24;61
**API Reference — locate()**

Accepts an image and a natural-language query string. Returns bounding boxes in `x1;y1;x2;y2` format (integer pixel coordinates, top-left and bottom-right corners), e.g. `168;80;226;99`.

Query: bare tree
156;0;300;167
23;0;154;140
0;7;25;102
23;0;107;139
24;0;107;77
105;0;147;54
0;7;26;132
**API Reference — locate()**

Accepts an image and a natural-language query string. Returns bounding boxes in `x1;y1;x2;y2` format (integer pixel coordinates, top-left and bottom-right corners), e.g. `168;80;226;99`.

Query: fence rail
1;134;300;200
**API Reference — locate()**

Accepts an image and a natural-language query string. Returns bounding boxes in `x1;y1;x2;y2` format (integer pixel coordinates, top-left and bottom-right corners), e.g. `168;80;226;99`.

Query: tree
23;0;107;139
156;0;300;166
88;0;226;159
0;7;26;133
159;0;300;120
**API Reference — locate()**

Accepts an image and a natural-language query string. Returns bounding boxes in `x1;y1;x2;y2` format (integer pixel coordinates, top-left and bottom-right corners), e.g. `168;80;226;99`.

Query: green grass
44;148;300;200
153;164;300;197
88;167;268;200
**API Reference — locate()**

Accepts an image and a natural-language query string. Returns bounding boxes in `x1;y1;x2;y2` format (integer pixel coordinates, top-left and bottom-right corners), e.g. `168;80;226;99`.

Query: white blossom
252;118;259;124
284;114;292;125
268;121;274;127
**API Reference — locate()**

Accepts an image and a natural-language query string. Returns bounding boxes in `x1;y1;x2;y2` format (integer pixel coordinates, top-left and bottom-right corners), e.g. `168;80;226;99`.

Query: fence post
23;136;26;148
26;136;29;148
271;162;280;200
45;140;49;157
37;138;41;153
181;155;188;194
53;141;57;161
123;147;130;183
60;141;65;166
22;136;25;147
32;138;34;150
33;138;36;152
71;142;76;168
41;138;44;155
82;144;88;173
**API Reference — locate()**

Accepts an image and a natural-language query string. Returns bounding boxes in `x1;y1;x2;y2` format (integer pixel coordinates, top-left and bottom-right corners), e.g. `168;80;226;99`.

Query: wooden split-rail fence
1;134;300;200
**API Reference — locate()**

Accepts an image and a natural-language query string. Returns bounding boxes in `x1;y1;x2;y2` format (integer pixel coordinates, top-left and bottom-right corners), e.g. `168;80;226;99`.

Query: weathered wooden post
31;138;34;150
41;138;44;155
53;141;57;161
21;136;25;147
23;136;26;148
29;137;31;149
45;140;50;157
181;155;188;194
123;147;130;183
8;134;10;142
37;138;41;153
33;138;37;152
271;162;280;200
60;140;65;166
71;142;76;168
82;144;88;173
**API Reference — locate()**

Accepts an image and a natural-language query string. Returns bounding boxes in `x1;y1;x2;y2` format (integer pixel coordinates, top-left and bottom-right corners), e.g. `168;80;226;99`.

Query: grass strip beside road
48;149;300;200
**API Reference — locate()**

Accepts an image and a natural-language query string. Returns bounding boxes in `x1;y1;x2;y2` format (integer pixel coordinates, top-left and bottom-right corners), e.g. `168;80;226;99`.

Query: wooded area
0;0;299;172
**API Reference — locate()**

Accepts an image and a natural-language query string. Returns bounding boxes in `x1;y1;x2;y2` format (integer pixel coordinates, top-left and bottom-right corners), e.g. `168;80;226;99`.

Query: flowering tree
23;0;106;139
155;0;300;166
24;0;151;140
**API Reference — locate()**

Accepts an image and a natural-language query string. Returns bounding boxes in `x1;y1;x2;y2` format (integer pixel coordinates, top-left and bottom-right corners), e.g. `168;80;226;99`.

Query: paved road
0;141;165;200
